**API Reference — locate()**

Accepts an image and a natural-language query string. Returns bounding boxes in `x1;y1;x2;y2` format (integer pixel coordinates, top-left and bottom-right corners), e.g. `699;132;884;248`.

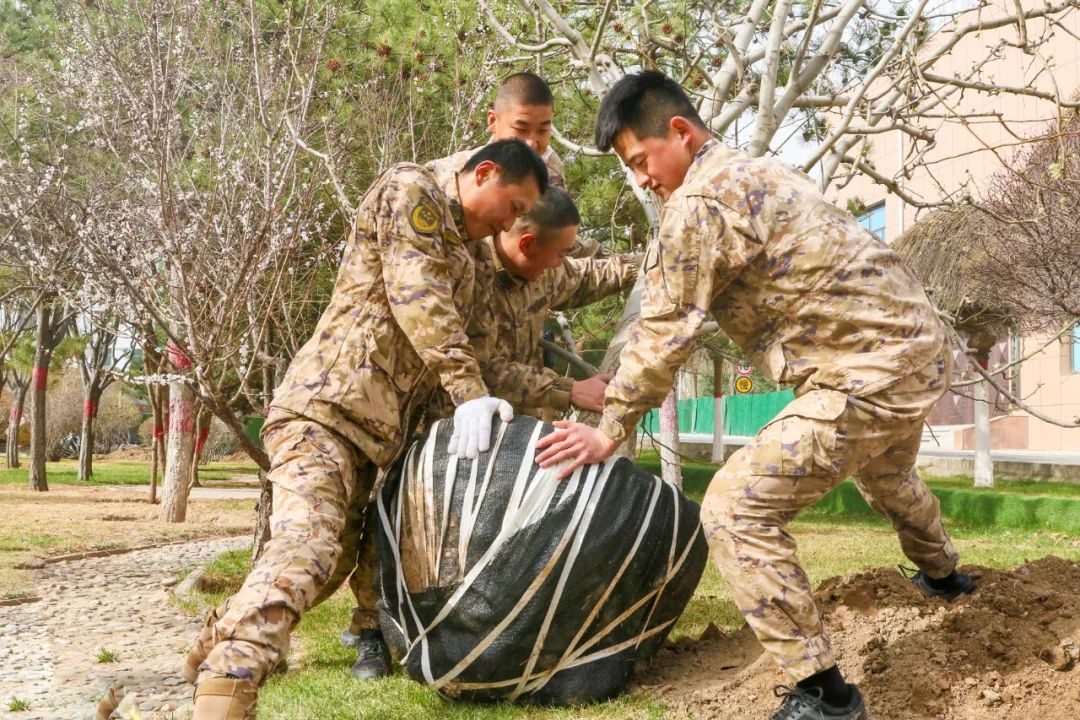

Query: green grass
917;473;1080;498
0;459;259;487
0;531;65;552
7;697;30;712
634;453;1080;535
635;451;1080;499
96;648;120;663
183;508;1080;719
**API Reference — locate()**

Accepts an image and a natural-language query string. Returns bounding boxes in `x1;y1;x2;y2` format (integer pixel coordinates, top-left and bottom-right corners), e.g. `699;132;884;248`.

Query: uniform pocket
748;390;847;477
639;238;678;319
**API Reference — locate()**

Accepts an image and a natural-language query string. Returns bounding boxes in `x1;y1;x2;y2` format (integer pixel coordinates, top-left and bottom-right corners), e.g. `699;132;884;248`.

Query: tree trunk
6;382;27;469
149;384;163;503
150;434;160;502
160;384;170;461
659;388;682;489
160;379;196;522
189;404;212;489
252;469;272;561
711;358;726;464
28;303;53;492
78;384;102;482
973;374;993;488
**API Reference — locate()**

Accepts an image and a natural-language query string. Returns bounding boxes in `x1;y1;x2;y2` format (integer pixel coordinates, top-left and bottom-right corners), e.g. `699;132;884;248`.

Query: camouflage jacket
482;241;638;412
270;163;491;467
426;143;566;190
424;152;634;413
599;139;947;443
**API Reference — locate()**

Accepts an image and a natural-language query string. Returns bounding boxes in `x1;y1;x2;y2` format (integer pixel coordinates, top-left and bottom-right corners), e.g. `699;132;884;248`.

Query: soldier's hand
448;395;515;459
569;373;613;413
535;421;619;479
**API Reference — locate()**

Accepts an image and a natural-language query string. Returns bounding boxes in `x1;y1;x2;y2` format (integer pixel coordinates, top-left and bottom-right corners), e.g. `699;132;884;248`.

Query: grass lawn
0;458;260;487
634;450;1080;500
184;509;1080;719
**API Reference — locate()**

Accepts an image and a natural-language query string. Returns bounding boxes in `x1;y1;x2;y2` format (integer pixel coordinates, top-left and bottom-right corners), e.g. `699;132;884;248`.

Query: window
858;202;886;240
1072;326;1080;374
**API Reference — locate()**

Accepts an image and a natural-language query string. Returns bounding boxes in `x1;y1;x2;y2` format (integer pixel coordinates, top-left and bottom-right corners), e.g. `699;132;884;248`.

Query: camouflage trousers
309;490;381;636
190;413;378;686
700;354;958;682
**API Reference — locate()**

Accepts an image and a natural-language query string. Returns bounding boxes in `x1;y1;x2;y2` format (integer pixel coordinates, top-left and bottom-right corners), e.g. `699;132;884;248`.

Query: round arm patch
410;197;441;234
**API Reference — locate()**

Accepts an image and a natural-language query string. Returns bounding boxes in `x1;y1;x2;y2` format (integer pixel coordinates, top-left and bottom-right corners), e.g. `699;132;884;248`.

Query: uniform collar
485;235;524;289
435;167;469;239
684;137;721;185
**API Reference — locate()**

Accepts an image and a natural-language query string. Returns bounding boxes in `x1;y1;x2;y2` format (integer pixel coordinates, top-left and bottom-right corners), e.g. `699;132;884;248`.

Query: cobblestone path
0;536;246;720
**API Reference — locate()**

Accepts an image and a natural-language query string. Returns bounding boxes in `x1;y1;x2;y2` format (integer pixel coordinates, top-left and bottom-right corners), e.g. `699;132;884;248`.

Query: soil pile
641;557;1080;719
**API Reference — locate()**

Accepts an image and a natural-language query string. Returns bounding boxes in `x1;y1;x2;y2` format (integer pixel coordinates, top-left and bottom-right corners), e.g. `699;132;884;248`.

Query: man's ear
487;108;498;134
518;231;537;256
669;116;695;145
473;160;499;186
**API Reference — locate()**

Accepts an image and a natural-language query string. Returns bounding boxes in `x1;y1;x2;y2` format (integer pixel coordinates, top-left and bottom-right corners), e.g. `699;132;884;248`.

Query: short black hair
494;71;554;110
521;187;580;242
594;71;706;151
462;139;549;194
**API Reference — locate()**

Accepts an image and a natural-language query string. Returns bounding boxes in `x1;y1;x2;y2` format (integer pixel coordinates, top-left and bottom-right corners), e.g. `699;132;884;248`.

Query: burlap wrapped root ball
376;415;708;705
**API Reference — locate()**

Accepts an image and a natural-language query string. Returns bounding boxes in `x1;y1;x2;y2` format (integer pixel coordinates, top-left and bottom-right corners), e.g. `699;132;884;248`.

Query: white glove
448;395;514;459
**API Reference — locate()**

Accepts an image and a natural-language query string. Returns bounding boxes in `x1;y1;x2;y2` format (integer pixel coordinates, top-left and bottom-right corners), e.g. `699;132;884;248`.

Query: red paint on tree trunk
83;400;98;418
167;342;192;370
195;425;210;455
32;368;47;391
170;397;195;434
153;424;164;440
9;405;20;422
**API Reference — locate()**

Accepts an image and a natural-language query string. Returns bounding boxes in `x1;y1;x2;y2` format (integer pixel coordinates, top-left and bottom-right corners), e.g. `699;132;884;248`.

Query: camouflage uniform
425;154;637;413
306;159;508;647
190;163;491;686
598;139;959;682
477;239;636;413
321;160;638;633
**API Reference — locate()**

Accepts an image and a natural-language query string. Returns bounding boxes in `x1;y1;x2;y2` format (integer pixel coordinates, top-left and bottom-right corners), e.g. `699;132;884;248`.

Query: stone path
0;536;247;720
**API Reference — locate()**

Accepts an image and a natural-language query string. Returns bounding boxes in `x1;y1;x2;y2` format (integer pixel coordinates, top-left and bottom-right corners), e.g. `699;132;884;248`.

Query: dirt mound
100;444;154;462
640;557;1080;719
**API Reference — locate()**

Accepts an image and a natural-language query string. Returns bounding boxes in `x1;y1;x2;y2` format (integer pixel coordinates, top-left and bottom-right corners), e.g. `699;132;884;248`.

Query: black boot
770;684;867;720
350;629;391;680
903;566;975;601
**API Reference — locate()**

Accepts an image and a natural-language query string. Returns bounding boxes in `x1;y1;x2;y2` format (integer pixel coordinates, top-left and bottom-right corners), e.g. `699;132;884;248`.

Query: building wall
829;1;1080;450
1013;332;1080;450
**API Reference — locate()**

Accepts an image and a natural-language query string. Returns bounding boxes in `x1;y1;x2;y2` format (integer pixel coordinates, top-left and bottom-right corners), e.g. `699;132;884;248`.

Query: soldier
328;186;637;682
431;71;566;190
535;71;974;720
185;139;547;720
430;71;607;259
441;186;638;416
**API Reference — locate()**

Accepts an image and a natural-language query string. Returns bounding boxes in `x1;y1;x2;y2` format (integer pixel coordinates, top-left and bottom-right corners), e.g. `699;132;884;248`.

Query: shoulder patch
409;197;442;234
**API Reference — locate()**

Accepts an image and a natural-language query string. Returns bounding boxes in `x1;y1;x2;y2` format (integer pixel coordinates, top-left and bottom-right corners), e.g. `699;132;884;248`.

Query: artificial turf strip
810;482;1080;534
636;461;1080;536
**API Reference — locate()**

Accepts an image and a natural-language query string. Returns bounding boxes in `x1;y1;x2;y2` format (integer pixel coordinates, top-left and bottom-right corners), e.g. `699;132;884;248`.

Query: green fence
641;389;795;437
